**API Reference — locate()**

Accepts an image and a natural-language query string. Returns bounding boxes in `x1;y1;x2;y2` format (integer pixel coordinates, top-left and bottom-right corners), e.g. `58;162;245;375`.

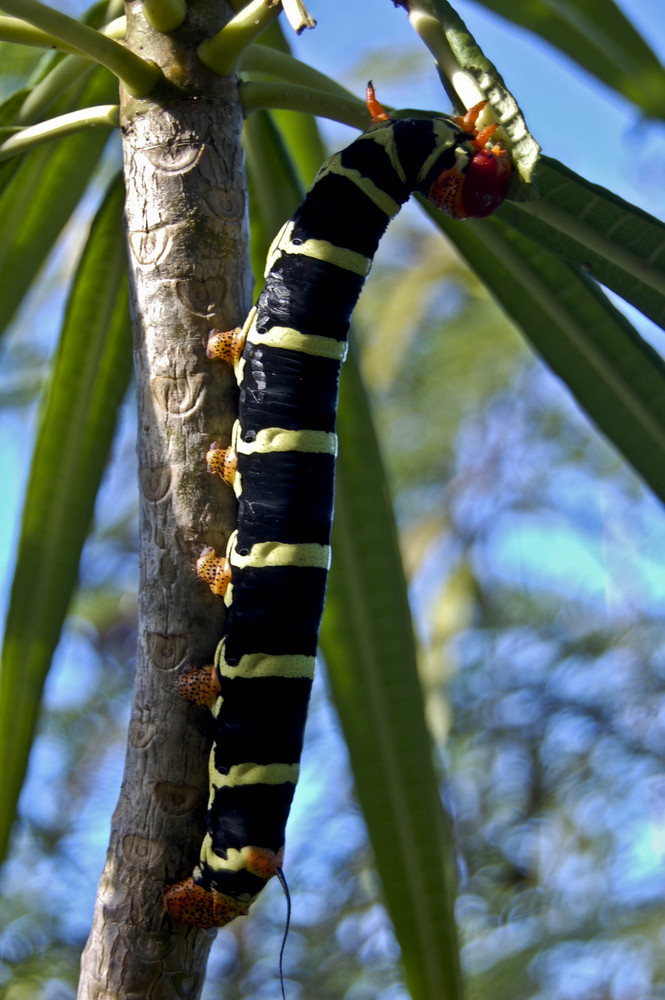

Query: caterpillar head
364;85;512;220
427;140;513;220
427;101;512;220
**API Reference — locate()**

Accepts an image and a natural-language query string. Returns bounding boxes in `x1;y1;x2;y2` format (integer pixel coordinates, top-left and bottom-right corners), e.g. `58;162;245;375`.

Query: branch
143;0;186;33
0;104;119;161
198;0;315;76
240;43;357;104
240;80;368;129
0;13;125;51
16;56;94;125
402;0;540;185
0;0;159;96
197;0;282;77
0;14;78;51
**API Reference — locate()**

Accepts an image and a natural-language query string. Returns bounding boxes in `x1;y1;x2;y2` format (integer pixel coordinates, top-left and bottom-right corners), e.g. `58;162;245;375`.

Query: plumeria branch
142;0;186;33
0;0;158;96
401;0;540;184
198;0;282;76
0;104;119;161
240;80;368;129
16;55;94;125
0;14;79;52
199;0;316;76
0;13;125;51
239;43;357;104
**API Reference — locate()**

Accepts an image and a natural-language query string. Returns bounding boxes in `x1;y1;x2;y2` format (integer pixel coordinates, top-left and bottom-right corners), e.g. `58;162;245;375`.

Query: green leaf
474;0;665;119
321;350;463;1000
427;202;665;505
408;0;541;188
501;157;665;332
0;64;118;337
0;173;132;863
243;108;303;276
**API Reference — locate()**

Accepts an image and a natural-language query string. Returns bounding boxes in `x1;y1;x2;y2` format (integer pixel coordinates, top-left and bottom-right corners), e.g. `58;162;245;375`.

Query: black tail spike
275;867;291;1000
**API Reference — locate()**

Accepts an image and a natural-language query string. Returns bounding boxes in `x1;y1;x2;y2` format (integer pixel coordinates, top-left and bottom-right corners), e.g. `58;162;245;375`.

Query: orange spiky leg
451;99;487;135
164;879;250;929
451;100;509;155
206;441;237;488
365;80;391;123
196;546;231;598
163;845;285;929
177;662;221;707
206;324;246;366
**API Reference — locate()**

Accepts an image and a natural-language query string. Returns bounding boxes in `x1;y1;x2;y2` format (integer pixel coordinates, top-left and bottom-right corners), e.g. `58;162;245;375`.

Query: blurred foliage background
2;1;665;998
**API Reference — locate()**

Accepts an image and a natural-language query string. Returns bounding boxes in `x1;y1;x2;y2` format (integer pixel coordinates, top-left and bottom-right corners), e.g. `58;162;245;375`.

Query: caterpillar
163;85;512;929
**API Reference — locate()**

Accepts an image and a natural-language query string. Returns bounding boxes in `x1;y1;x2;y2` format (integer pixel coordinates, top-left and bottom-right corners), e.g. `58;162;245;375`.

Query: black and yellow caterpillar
163;86;512;929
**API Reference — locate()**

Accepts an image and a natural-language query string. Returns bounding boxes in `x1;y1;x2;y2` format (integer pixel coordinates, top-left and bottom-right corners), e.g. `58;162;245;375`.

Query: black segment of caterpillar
163;85;511;929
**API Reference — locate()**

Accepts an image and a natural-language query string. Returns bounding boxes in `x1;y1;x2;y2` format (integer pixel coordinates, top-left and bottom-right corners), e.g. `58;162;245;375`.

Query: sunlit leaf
0;173;132;862
473;0;665;119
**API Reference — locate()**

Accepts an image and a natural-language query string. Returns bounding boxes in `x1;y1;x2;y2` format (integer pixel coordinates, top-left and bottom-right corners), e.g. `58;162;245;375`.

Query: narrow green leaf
0;86;34;188
0;64;118;337
474;0;665;120
408;0;541;188
243;108;303;271
0;173;132;863
428;202;665;505
321;350;463;1000
500;158;665;332
247;20;329;185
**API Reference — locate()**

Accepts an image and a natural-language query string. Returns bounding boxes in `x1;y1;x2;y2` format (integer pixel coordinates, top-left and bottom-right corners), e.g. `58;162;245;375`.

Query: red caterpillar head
364;86;512;220
428;102;512;220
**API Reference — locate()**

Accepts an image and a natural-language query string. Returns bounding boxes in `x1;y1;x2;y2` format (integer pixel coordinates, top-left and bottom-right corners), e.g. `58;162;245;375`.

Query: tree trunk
78;2;251;994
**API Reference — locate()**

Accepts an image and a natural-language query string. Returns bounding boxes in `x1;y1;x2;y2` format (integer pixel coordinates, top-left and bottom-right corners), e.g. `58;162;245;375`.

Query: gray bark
78;2;251;995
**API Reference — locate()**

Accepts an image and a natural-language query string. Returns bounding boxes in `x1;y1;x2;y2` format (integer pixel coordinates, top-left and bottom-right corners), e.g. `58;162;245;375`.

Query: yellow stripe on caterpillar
198;836;245;873
210;760;300;789
265;221;371;277
417;121;466;185
198;839;284;881
315;152;402;218
226;530;331;570
214;641;316;680
246;324;349;361
356;125;407;184
236;427;338;456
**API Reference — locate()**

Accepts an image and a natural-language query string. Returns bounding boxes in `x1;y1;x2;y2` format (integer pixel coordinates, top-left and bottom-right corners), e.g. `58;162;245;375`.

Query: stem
101;16;126;39
0;104;119;161
405;0;540;184
0;14;79;51
17;56;94;125
240;43;357;104
143;0;186;33
406;0;484;110
0;0;159;96
0;13;124;54
14;16;124;125
240;80;368;130
197;0;281;76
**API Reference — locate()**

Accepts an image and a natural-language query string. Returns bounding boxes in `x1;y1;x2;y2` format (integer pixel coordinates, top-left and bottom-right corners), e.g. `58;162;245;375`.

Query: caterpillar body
163;87;512;929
